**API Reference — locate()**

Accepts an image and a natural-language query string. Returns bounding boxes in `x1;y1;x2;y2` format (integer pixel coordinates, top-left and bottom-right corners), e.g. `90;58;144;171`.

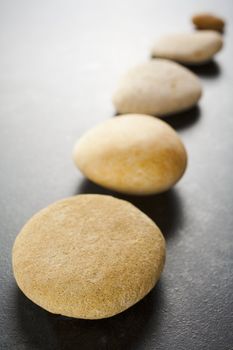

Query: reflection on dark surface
16;282;164;350
163;105;201;131
188;60;221;78
77;179;184;240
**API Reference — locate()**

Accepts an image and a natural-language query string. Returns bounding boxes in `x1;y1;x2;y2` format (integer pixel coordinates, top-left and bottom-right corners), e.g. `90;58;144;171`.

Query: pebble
73;114;187;195
192;13;225;32
113;59;202;116
151;31;223;65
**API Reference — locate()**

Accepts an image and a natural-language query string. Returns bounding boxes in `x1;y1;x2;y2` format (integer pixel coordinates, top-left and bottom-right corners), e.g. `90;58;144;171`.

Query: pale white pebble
113;59;202;116
151;31;223;65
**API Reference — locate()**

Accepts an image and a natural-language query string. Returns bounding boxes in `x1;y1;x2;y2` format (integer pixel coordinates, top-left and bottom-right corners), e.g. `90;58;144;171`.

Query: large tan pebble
12;194;166;319
112;59;202;116
151;31;223;65
73;115;187;195
192;13;225;32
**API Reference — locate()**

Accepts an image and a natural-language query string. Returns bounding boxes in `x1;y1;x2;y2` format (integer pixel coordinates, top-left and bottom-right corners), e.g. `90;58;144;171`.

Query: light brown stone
12;194;165;319
73;114;187;195
192;13;225;32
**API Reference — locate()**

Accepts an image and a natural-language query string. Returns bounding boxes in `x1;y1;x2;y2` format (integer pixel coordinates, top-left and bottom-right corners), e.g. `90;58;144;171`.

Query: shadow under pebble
163;105;201;131
114;106;201;131
187;60;221;78
15;281;164;350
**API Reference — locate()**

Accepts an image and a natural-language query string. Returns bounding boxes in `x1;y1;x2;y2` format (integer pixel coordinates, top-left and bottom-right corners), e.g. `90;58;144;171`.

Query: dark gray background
1;0;233;349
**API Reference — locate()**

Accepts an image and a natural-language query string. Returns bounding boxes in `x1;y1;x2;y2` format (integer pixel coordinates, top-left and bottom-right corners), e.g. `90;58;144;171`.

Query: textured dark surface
1;0;233;349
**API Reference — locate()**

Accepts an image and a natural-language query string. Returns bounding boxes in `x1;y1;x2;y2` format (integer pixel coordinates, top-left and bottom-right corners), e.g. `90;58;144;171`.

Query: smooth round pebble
73;114;187;195
12;194;166;319
112;59;202;116
151;31;223;65
192;13;225;32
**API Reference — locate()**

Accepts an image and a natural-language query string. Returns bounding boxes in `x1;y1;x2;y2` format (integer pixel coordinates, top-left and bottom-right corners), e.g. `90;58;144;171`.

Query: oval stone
113;59;202;116
192;13;225;32
73;114;187;195
151;31;223;65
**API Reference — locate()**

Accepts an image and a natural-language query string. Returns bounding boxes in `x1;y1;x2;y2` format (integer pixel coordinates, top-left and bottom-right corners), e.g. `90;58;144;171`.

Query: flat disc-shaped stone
12;194;165;319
